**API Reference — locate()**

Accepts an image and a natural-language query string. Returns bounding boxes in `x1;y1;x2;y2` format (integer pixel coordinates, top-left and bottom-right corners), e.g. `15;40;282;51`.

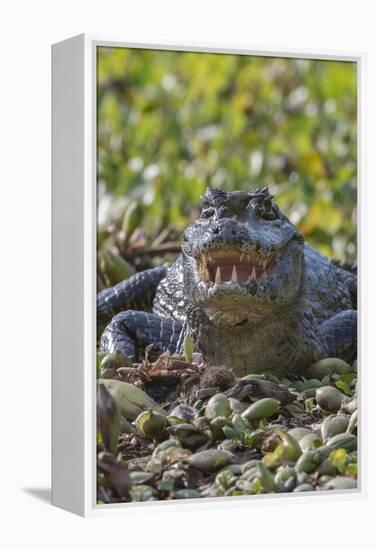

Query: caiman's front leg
97;266;167;333
100;311;184;361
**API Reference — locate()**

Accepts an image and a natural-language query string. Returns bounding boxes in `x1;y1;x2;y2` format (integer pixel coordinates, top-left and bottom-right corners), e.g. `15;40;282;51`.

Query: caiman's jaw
197;248;276;286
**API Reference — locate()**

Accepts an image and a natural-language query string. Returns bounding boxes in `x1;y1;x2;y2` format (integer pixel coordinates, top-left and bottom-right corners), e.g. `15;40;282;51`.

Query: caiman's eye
256;200;279;221
201;207;215;219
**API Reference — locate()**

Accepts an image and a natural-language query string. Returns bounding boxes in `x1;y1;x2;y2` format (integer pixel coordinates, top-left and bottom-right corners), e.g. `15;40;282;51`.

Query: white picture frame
52;34;366;517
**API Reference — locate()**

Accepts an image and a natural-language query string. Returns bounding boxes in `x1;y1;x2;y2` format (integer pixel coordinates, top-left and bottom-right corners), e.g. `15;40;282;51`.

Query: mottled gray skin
99;187;357;376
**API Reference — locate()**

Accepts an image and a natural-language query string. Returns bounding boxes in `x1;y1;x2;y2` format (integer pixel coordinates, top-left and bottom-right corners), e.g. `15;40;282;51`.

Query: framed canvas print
52;35;365;516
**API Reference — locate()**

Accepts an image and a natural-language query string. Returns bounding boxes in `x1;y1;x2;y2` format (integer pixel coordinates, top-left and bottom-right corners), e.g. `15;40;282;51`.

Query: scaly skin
98;187;357;376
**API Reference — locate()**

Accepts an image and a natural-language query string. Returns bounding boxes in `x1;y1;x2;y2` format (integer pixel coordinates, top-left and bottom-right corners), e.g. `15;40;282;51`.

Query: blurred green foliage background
97;47;357;267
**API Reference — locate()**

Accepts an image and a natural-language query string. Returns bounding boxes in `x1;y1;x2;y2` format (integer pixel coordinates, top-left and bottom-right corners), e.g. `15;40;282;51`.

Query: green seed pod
347;409;358;434
99;247;135;286
232;412;249;433
229;398;247;413
135;409;167;439
99;379;162;420
100;349;133;371
288;427;312;442
122;201;142;243
210;416;230;437
96;382;121;454
293;483;314;492
321;414;349;440
325;433;357;453
205;393;231;420
183;334;194;364
306;358;351;379
324;476;357;490
296;472;309;485
242;428;266;447
241;398;280;422
120;417;136;434
189;450;236;473
153;439;181;456
299;432;322;452
241;459;261;474
222;426;238;439
318;475;333;486
216;470;237;490
295;450;322;473
219;464;242;475
317;458;338;476
174;489;202;499
169;404;195;423
316;386;346;412
130;471;154;485
274;465;296;488
255;463;276;492
275;429;302;461
341;396;358;415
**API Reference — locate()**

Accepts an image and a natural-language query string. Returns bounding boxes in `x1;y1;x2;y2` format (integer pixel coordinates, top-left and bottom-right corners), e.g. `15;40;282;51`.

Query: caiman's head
182;187;305;326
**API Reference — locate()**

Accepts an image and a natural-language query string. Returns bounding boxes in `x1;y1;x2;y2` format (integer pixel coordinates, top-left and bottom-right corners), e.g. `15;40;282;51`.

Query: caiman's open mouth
197;248;276;285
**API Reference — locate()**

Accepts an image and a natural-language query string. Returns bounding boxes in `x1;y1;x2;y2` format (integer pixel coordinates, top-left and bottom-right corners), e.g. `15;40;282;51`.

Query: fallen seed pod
299;432;322;452
135;409;167;439
318;475;333;486
325;433;357;453
321;414;349;440
324;476;357;490
183;334;194;364
295;450;322;473
347;409;358;434
99;379;162;420
97;382;121;455
130;471;154;485
293;483;314;492
241;460;261;474
174;489;202;499
232;412;249;433
100;349;133;371
210;415;230;437
306;358;351;379
275;429;302;461
316;386;346;412
274;465;296;489
288;427;312;441
169;404;195;423
341;396;357;415
255;463;276;492
242;398;280;422
317;458;337;476
229;398;247;413
222;426;238;439
189;450;236;472
153;439;181;456
205;393;231;419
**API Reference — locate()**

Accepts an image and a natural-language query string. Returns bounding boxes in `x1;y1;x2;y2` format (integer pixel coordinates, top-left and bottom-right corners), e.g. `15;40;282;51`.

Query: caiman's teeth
261;270;267;280
231;265;238;283
250;267;257;281
240;253;245;262
262;259;267;270
202;267;210;281
215;266;222;284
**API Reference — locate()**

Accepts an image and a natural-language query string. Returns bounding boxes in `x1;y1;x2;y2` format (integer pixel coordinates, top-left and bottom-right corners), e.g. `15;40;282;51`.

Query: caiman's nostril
213;227;220;235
